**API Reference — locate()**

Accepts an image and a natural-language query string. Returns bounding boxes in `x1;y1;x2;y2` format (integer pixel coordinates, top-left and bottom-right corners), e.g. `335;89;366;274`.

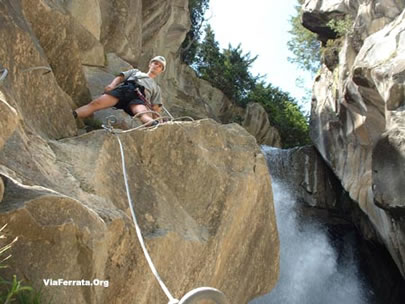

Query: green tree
190;10;310;147
249;82;310;148
196;26;258;106
195;25;224;81
221;45;258;105
287;0;321;74
181;0;210;64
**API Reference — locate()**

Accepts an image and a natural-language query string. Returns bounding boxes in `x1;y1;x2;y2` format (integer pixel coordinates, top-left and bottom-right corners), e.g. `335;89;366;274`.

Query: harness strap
134;87;153;110
124;77;154;111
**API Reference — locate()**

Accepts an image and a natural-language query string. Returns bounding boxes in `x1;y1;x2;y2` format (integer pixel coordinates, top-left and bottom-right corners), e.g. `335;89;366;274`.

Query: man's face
149;60;164;75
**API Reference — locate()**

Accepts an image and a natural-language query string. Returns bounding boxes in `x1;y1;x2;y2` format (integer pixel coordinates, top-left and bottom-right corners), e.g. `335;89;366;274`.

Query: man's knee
130;104;149;115
89;95;117;109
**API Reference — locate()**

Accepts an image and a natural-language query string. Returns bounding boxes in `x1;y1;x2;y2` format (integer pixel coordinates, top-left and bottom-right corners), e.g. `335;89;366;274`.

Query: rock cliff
303;0;405;276
0;1;279;303
262;146;339;209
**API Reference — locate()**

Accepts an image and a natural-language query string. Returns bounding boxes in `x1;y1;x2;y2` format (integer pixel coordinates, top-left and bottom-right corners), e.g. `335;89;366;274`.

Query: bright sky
207;0;313;113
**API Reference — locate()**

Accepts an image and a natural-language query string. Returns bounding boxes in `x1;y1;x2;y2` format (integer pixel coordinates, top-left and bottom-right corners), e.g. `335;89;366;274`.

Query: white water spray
250;147;373;304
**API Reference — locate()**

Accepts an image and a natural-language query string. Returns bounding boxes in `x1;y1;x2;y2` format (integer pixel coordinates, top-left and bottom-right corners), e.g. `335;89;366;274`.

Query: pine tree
221;45;258;105
196;25;224;87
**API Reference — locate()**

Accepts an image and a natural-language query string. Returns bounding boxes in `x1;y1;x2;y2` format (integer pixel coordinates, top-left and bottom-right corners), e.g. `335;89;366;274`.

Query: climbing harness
134;87;153;110
102;116;229;304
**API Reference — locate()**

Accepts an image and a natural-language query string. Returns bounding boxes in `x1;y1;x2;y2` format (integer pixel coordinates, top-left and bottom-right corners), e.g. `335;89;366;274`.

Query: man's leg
129;104;156;125
75;94;119;118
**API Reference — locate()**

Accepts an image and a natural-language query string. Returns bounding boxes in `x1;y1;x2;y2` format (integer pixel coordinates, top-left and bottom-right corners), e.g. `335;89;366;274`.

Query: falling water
250;146;377;304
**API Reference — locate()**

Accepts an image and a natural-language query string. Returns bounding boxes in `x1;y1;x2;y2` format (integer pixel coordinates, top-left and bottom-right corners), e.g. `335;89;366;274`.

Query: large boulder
0;120;279;304
243;103;282;147
304;0;405;276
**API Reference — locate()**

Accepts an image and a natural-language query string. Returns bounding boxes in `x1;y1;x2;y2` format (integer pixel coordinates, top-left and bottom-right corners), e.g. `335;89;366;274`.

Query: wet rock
263;145;338;209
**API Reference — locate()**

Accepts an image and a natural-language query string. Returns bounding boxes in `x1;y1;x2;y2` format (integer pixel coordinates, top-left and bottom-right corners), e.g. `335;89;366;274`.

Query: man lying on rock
73;56;166;126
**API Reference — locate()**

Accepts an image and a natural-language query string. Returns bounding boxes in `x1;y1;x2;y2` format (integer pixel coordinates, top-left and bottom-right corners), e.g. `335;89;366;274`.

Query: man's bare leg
75;94;119;118
129;104;156;125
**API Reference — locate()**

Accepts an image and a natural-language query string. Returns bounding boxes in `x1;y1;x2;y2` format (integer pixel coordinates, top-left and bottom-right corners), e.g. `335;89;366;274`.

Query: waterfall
250;146;376;304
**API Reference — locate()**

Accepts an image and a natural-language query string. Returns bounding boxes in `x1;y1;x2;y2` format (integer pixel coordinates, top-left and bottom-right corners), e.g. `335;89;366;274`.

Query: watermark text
43;278;109;288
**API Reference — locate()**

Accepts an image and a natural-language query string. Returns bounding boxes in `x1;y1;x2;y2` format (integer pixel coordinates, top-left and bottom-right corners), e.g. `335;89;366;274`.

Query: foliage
0;275;43;304
185;1;311;147
194;25;223;82
327;15;353;37
181;0;210;64
248;83;311;148
0;224;47;304
221;46;259;105
287;0;321;74
196;25;258;107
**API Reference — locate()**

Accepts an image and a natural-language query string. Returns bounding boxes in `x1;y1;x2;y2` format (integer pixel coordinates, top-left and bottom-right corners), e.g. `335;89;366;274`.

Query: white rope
102;113;195;135
102;119;229;304
21;66;52;74
0;68;8;83
115;134;179;303
162;105;175;120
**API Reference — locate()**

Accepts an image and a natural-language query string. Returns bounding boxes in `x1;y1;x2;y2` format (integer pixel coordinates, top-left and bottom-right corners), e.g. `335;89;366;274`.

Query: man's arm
104;75;124;92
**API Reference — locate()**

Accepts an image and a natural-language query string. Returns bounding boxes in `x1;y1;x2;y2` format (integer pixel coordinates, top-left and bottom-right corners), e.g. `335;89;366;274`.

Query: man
73;56;166;126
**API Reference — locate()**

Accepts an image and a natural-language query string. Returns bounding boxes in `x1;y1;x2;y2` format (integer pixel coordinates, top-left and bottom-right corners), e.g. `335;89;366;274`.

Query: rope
162;105;174;120
22;66;52;74
178;287;229;304
114;132;179;303
102;118;229;304
0;68;8;83
101;111;195;135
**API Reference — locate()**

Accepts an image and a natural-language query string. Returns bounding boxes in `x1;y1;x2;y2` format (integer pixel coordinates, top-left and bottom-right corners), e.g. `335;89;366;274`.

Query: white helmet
150;56;166;71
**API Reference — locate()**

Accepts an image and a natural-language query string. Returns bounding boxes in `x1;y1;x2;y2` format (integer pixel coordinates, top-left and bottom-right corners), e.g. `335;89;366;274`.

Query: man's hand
152;104;162;119
152;104;162;112
104;75;124;93
104;84;115;92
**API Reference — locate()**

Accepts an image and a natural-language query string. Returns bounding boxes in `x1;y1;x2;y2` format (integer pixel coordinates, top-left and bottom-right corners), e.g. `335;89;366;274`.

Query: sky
206;0;314;113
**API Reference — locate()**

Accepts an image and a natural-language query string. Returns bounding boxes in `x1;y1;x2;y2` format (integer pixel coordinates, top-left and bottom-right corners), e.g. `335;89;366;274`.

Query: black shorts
105;82;145;116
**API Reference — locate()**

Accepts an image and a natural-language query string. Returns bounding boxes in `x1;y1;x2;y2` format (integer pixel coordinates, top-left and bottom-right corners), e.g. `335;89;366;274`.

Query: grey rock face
304;0;405;276
0;176;3;203
372;126;405;211
263;145;338;209
243;103;282;147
